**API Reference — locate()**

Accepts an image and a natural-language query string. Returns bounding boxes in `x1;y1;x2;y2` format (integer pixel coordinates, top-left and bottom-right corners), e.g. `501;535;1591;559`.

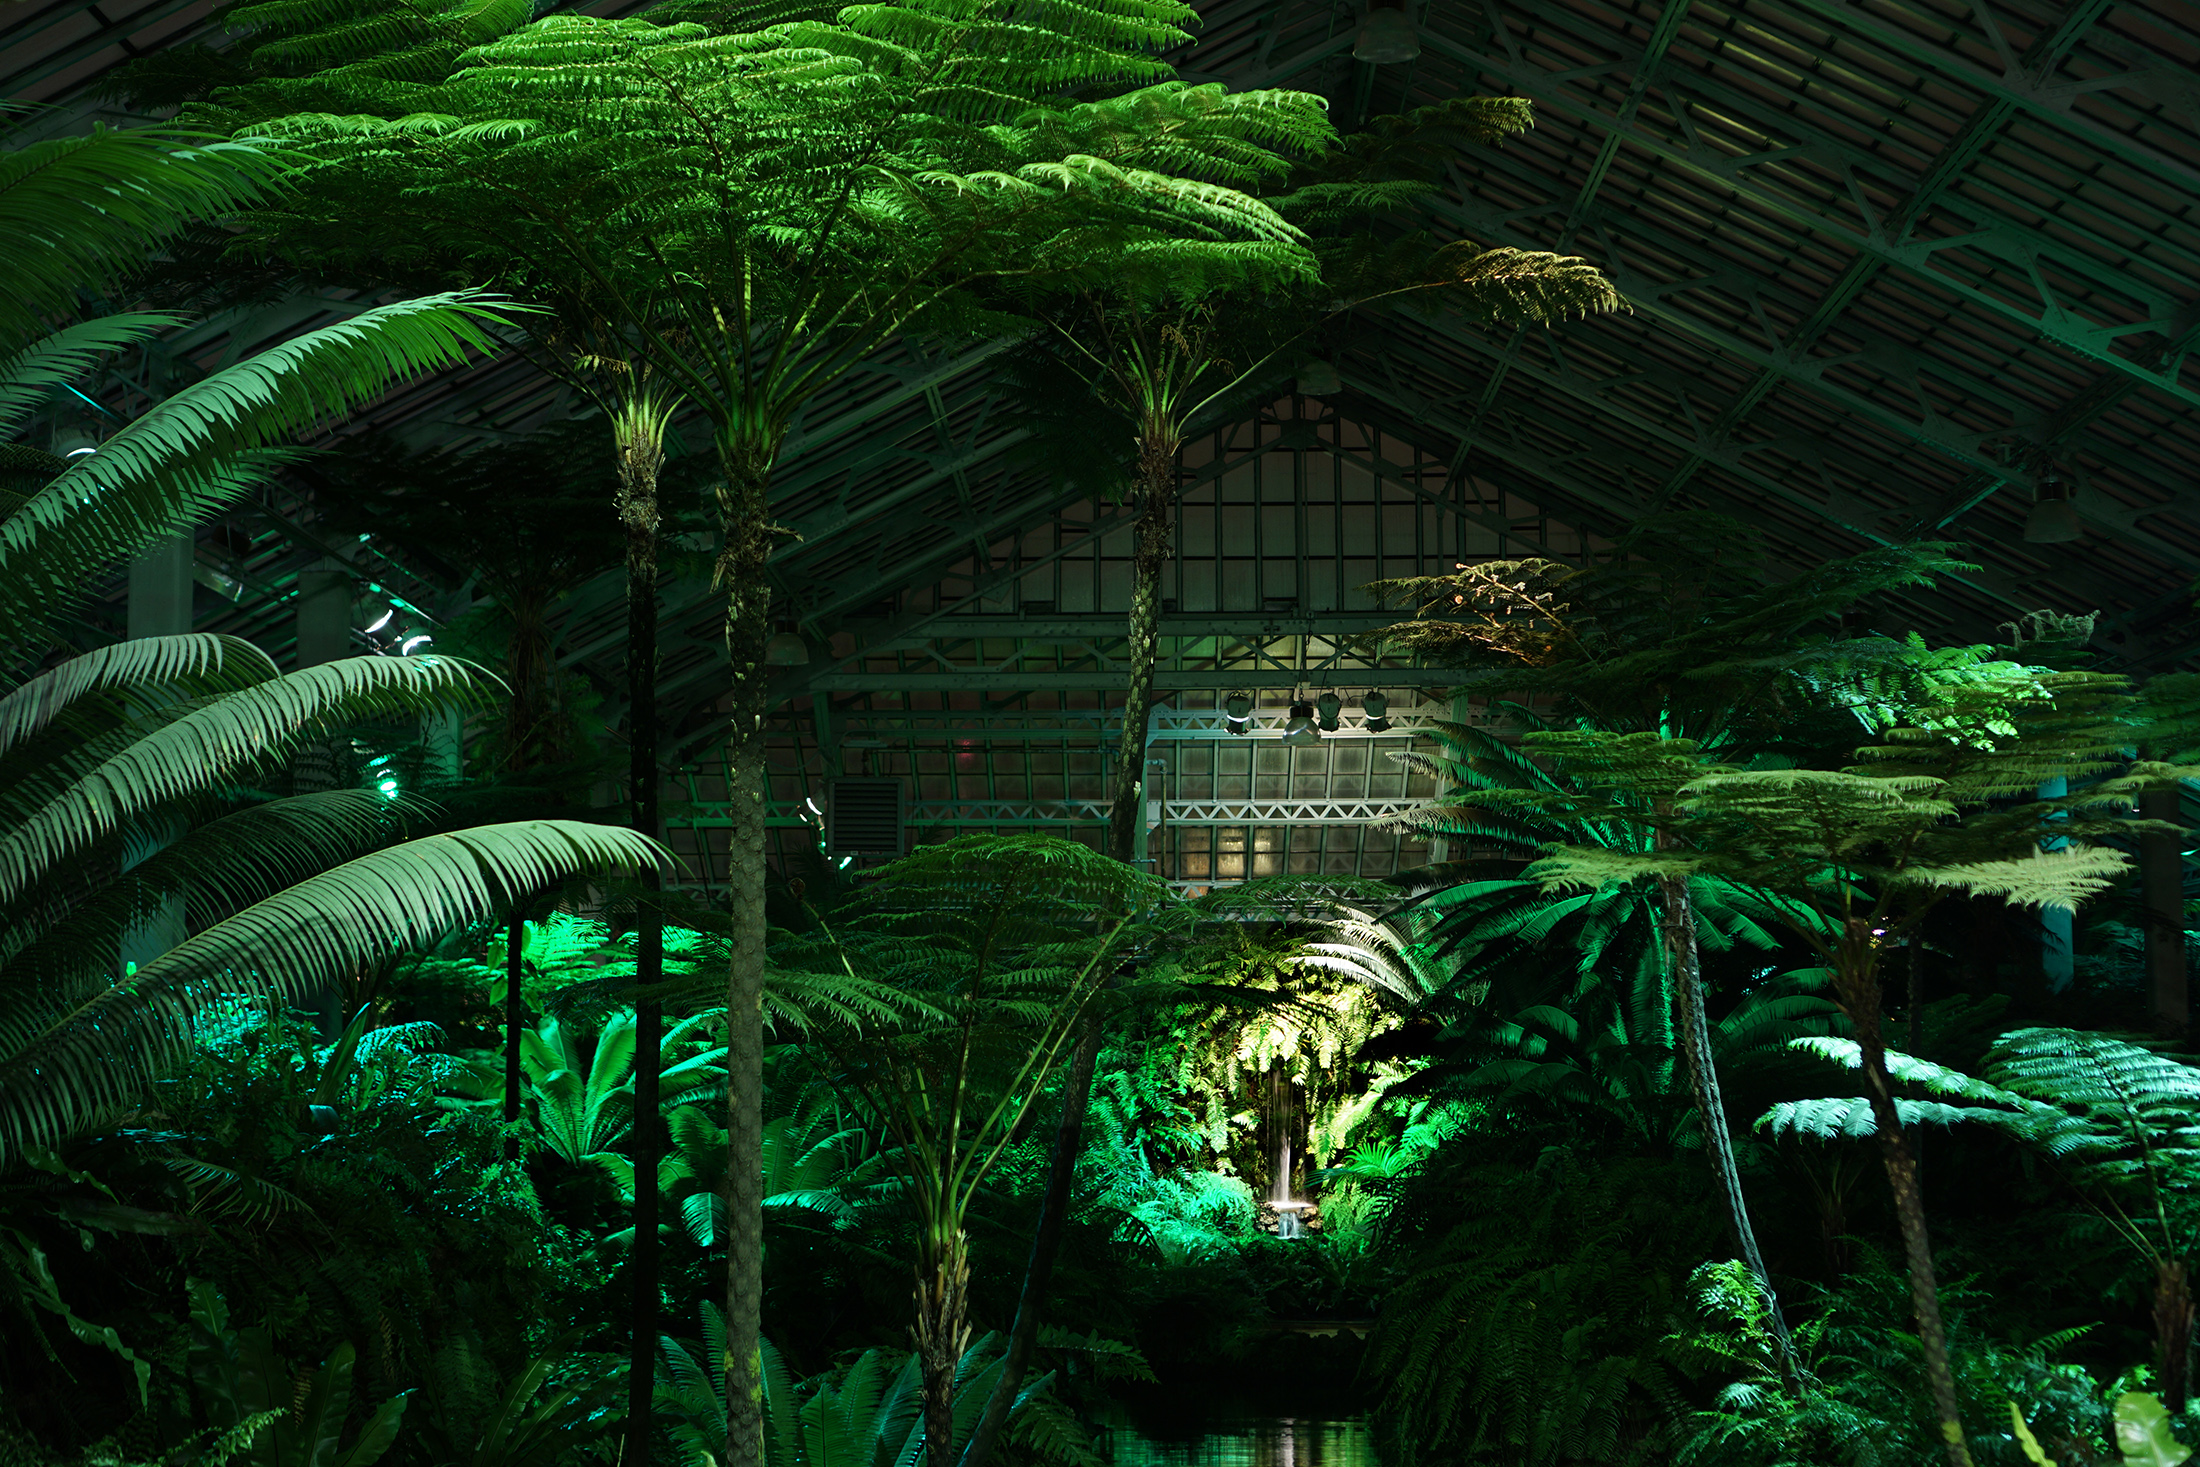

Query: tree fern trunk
620;413;665;1467
717;451;775;1467
1660;875;1793;1373
2157;1258;2193;1414
2141;787;2187;1036
1836;929;1971;1467
914;1228;972;1467
958;1017;1104;1467
1105;433;1177;867
507;589;555;771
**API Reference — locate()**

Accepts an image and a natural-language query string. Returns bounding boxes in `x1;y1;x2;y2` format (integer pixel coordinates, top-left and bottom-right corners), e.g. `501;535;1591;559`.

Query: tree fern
1380;717;1800;1009
1518;700;2183;1466
215;22;1365;1449
1767;1025;2200;1413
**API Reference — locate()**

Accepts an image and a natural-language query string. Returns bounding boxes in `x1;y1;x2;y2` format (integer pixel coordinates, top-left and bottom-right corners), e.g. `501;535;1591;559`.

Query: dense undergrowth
10;901;2200;1467
10;17;2200;1467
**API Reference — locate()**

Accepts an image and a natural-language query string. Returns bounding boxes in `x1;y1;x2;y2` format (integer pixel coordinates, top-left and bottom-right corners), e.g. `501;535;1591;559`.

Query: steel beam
1650;0;2118;503
1421;182;2200;576
694;796;1433;829
1435;2;2200;411
1337;366;2129;633
1781;0;2200;199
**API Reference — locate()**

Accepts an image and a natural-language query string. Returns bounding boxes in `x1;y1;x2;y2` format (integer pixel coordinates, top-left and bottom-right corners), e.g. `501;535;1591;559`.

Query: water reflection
1099;1417;1372;1467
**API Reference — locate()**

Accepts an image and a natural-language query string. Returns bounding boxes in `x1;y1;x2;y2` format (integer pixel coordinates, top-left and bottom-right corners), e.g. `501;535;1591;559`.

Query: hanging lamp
1295;359;1343;396
1353;2;1420;63
765;624;811;665
2023;482;2082;544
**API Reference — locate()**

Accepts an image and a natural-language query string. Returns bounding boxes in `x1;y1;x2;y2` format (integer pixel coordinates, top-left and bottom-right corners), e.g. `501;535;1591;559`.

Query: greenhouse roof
5;0;2198;686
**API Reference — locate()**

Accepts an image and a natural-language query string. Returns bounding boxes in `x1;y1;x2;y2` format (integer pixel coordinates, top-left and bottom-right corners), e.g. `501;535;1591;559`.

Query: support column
2142;785;2189;1035
294;560;354;670
294;559;354;1033
422;588;470;785
119;535;195;976
128;536;194;639
1429;692;1475;867
2040;777;2074;995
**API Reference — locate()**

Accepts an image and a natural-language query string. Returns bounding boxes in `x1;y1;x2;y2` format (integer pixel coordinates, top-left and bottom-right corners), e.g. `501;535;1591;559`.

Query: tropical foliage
12;14;2200;1467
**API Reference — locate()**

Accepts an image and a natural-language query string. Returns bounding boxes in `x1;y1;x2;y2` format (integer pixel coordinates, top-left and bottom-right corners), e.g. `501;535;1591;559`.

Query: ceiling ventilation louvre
826;778;906;858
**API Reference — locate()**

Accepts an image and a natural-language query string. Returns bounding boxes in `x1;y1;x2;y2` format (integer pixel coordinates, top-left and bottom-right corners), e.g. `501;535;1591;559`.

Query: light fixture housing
766;626;811;665
1362;690;1390;732
53;427;100;460
1353;4;1420;63
1283;700;1321;746
1315;691;1342;732
398;633;433;655
1295;358;1343;396
1224;692;1254;734
2024;497;2083;544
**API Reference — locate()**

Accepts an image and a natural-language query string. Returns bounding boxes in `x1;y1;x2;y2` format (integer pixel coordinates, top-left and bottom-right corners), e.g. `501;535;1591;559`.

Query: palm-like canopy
775;834;1167;1463
1455;975;1839;1149
1382;718;1800;1017
0;127;665;1164
782;835;1168;1226
0;637;662;1162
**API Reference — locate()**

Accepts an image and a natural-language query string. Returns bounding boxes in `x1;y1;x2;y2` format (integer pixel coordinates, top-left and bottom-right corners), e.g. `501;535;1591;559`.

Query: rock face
1256;1198;1324;1236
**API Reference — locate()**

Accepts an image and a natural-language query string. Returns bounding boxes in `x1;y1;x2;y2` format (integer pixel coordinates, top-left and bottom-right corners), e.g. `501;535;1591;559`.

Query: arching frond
0;788;409;988
0;820;665;1162
0;655;496;909
0;315;184;432
0;634;275;756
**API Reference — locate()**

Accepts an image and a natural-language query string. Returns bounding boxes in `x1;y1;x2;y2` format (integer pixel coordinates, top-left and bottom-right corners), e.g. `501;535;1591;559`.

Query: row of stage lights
1222;690;1390;743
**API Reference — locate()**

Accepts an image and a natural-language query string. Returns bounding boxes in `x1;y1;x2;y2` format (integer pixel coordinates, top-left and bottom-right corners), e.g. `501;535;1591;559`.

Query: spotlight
1362;690;1390;732
765;625;811;666
1224;692;1254;735
376;776;400;800
362;607;395;635
399;634;433;655
1295;359;1343;396
1353;2;1420;63
53;428;100;460
2024;497;2082;544
1283;701;1321;746
1315;691;1342;732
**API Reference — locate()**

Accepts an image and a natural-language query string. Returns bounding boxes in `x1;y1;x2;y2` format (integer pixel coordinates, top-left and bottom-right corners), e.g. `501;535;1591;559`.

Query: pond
1097;1416;1375;1467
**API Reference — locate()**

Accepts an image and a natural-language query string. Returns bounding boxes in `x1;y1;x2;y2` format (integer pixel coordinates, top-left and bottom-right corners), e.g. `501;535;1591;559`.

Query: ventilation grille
826;778;905;858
